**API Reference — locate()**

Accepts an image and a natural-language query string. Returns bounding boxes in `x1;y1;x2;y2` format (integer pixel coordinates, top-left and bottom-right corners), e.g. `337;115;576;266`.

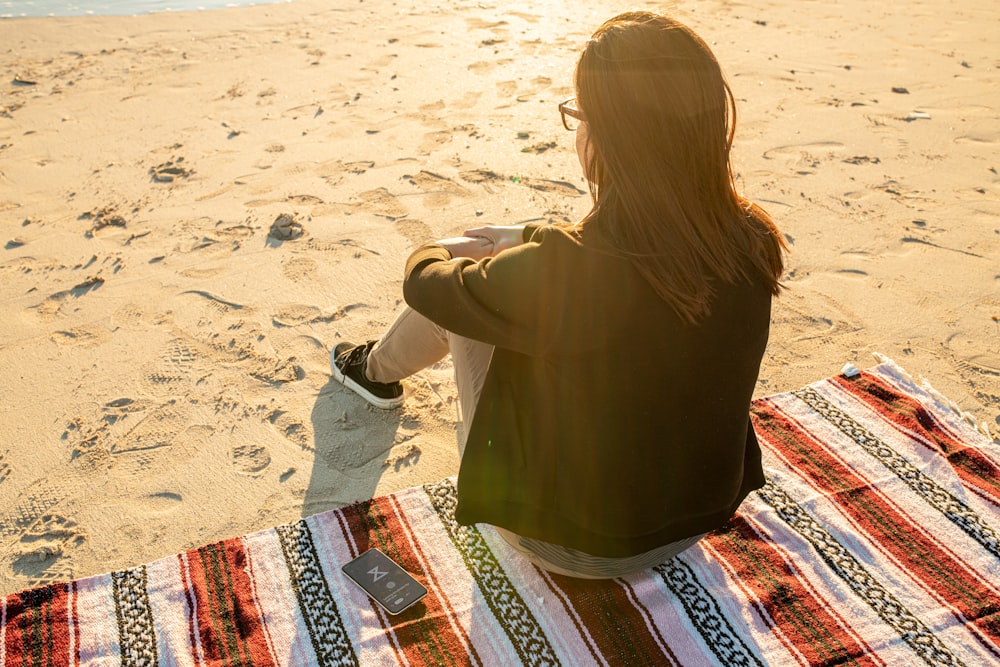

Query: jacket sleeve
402;226;563;356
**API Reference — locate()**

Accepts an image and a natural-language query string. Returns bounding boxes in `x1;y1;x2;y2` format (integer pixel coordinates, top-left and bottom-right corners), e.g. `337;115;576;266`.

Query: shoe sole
330;349;404;409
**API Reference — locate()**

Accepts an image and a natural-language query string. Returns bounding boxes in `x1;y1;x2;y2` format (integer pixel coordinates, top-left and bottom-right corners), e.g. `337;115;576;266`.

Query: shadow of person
300;377;403;519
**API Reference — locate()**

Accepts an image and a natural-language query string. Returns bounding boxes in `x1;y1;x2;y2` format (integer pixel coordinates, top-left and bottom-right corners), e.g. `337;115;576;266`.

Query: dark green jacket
403;222;769;557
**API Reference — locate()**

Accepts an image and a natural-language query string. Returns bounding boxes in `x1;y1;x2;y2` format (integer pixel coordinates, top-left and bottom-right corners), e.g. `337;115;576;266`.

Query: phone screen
342;548;428;615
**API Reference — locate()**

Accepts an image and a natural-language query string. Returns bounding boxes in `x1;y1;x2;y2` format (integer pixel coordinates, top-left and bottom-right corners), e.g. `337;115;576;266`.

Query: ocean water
1;0;286;18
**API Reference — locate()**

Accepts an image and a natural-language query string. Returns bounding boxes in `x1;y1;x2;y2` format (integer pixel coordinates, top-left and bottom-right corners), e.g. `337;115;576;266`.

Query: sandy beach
0;0;997;596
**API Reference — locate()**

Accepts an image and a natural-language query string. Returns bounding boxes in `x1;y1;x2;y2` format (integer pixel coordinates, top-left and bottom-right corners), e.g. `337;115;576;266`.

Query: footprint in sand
30;277;105;320
179;289;245;316
171;290;303;385
516;75;552;101
469;60;511;74
310;393;405;471
520;177;587;196
63;413;113;470
0;256;57;280
394;219;434;249
304;238;372;257
141;366;188;392
0;451;10;484
412;100;448;127
213;219;257;243
272;303;356;328
944;337;1000;410
282;255;318;283
405;170;471;208
314;159;373;187
352;187;408;219
64;398;188;469
272;304;326;327
50;324;111;347
465;17;509;31
111;405;187;456
496;80;518;97
343;160;375;175
382;442;422;471
110;302;150;330
140;336;201;394
494;75;551;102
248;357;303;385
777;291;863;349
179;266;227;280
80;205;127;238
0;480;65;542
507;10;539;23
230;442;271;475
267;409;313;452
762;141;844;175
954;359;1000;410
418;130;455;156
79;399;210;478
11;513;86;588
452;92;483;110
460;168;506;193
286;194;324;206
150;157;194;183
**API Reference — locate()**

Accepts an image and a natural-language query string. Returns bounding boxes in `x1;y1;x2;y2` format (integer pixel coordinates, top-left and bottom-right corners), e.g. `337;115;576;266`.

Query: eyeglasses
559;97;586;131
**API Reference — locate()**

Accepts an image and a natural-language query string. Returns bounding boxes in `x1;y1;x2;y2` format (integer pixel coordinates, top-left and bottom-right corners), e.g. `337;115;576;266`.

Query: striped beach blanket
2;358;999;666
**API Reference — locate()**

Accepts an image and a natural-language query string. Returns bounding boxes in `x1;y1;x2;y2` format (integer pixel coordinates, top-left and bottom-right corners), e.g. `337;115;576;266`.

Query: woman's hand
463;225;525;256
435;236;494;261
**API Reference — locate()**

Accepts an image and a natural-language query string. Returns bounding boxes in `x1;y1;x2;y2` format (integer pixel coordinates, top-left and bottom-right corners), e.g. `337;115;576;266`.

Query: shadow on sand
300;377;403;520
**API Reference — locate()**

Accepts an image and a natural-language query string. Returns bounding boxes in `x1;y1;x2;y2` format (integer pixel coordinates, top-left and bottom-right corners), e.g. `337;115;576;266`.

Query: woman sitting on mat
332;11;787;579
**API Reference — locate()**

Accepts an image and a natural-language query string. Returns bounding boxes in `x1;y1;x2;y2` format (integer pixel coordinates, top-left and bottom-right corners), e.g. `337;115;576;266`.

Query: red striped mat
3;358;999;665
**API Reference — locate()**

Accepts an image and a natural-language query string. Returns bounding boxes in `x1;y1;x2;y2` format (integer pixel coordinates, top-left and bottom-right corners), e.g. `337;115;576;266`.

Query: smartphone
342;548;428;615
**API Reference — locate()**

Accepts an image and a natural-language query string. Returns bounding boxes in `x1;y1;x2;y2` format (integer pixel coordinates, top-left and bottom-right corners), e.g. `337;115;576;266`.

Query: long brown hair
575;12;786;324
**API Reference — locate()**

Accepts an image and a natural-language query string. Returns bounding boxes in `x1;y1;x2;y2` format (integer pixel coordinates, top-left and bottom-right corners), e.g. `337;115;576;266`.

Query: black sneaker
331;340;404;409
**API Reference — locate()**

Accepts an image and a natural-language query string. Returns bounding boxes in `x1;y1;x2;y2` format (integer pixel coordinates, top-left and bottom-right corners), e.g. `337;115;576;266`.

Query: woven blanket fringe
870;352;994;440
